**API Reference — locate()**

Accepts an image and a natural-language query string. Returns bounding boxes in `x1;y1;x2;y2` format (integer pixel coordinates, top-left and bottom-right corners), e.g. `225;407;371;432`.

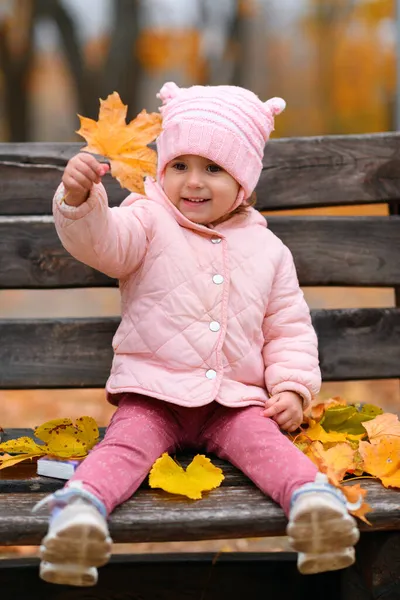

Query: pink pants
67;394;318;516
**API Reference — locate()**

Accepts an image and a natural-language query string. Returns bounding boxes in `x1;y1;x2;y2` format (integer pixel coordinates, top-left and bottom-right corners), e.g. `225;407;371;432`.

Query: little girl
36;82;359;586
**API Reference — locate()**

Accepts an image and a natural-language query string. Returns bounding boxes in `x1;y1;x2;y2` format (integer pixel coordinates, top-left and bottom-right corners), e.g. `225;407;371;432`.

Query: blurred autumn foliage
0;0;397;140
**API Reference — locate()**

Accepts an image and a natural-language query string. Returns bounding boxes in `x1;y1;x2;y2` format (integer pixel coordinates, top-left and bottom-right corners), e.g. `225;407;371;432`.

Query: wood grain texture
0;554;341;599
1;216;399;288
2;133;400;213
0;481;397;545
0;309;398;388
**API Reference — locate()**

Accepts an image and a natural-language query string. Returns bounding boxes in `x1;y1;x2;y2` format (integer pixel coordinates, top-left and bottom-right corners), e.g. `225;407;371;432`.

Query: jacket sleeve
262;244;321;409
53;182;149;279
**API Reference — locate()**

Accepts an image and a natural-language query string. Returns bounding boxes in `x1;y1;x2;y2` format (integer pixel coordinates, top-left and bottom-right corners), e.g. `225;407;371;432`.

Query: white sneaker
39;498;112;587
287;473;360;575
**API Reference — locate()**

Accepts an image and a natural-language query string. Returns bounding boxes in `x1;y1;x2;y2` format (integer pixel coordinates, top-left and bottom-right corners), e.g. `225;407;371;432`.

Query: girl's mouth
182;197;211;206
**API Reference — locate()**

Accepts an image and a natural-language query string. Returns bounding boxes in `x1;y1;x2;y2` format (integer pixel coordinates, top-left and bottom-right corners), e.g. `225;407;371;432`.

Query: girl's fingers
263;403;282;418
64;170;94;191
75;158;104;183
274;409;292;426
263;395;281;418
78;153;110;178
279;419;293;431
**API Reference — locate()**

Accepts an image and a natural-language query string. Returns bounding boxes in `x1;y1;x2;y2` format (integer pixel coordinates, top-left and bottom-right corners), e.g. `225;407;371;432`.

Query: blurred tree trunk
37;0;141;119
0;1;36;141
0;0;142;141
231;0;266;93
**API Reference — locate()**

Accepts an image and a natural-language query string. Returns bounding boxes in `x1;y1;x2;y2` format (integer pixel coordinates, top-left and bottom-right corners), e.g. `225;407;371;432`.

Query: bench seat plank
1;308;399;387
1;216;400;288
2;134;400;213
0;481;398;545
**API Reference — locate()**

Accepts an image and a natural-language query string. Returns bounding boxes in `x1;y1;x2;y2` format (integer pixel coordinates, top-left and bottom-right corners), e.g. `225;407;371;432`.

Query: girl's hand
62;152;110;207
263;391;303;432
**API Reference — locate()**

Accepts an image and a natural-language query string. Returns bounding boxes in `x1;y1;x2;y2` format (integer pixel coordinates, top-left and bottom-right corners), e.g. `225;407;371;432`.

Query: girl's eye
207;164;222;173
172;162;186;171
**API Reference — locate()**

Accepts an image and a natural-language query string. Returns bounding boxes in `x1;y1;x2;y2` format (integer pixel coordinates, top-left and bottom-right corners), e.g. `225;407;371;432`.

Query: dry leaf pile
0;417;99;469
76;92;162;194
296;398;400;522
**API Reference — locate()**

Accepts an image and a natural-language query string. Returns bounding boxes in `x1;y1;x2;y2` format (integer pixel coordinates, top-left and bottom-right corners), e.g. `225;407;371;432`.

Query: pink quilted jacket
53;178;321;410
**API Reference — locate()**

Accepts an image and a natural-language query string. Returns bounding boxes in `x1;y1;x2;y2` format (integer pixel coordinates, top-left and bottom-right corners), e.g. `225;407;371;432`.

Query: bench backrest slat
1;216;399;288
1;134;400;214
1;309;398;387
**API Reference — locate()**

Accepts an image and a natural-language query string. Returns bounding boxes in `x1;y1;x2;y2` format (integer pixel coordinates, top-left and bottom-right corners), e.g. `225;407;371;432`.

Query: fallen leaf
75;416;99;451
34;418;73;443
149;453;224;500
308;397;347;422
76;92;162;193
305;441;355;485
0;417;100;469
321;404;379;436
362;413;400;441
0;437;45;455
301;421;349;444
380;471;400;489
0;453;42;470
359;438;400;479
340;483;372;524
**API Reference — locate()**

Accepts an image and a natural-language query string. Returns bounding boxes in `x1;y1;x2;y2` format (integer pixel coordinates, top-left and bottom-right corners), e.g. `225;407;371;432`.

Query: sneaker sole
287;504;359;554
298;547;355;575
40;522;112;568
40;561;98;587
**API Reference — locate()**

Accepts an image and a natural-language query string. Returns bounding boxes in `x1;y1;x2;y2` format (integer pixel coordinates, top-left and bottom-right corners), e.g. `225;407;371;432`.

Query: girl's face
163;155;240;225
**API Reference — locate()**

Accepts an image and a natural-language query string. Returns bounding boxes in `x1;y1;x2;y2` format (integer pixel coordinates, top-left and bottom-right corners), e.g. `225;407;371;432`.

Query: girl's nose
186;169;204;188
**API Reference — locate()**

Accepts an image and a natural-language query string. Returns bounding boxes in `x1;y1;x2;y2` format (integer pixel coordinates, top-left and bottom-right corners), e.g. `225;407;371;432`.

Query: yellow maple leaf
76;92;162;194
0;453;42;470
149;453;224;500
46;433;88;459
34;418;76;443
75;416;99;451
359;438;400;479
0;436;45;456
0;417;100;470
362;413;400;441
301;421;349;444
380;471;400;489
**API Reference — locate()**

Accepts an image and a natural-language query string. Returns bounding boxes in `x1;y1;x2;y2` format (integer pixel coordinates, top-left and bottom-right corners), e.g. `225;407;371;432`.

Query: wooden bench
0;135;399;599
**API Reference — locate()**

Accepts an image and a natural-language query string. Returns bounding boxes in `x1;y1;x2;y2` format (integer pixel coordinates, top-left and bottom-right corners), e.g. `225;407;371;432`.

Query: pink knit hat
156;81;285;200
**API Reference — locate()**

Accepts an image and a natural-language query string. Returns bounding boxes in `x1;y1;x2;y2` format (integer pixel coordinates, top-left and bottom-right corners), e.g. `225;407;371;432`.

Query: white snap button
211;237;221;244
206;369;217;379
212;274;224;285
209;321;221;332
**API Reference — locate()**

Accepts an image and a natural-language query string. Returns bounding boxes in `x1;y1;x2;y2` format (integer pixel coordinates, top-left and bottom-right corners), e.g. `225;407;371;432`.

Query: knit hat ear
156;82;181;105
265;97;286;116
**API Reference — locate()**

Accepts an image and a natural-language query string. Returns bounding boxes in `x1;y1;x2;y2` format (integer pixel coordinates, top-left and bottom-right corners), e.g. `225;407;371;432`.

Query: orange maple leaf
359;438;400;479
303;440;371;523
306;441;355;484
362;413;400;441
340;483;372;525
76;92;162;194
